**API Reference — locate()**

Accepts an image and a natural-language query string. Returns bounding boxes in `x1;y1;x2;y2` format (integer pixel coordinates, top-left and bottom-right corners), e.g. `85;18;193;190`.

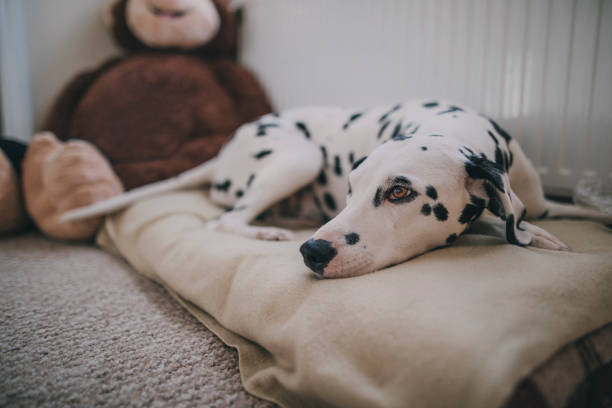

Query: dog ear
461;149;532;246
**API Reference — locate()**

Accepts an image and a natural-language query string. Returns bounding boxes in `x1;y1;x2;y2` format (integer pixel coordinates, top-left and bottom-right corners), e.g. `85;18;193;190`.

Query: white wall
26;0;120;131
0;0;32;142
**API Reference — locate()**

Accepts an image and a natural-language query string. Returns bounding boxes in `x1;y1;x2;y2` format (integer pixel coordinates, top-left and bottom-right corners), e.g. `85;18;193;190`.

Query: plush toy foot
22;132;124;241
0;149;28;234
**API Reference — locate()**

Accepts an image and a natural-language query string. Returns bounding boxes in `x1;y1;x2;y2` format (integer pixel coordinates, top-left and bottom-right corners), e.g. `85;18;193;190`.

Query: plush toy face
125;0;221;49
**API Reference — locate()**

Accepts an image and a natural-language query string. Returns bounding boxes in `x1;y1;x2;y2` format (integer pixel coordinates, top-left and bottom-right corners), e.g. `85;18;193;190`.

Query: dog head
300;138;528;278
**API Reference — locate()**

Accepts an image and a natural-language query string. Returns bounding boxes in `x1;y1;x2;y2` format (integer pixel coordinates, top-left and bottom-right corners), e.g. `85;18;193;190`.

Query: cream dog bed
97;189;612;408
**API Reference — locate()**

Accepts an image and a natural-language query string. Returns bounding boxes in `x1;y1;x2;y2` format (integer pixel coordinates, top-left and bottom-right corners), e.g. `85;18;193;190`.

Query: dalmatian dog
62;100;612;278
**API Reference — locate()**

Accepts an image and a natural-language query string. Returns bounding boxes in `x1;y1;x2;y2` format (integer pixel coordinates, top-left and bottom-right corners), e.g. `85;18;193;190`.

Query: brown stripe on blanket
502;321;612;408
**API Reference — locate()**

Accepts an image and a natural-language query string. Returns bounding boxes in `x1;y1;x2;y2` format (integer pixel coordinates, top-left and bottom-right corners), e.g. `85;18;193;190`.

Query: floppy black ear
461;149;532;246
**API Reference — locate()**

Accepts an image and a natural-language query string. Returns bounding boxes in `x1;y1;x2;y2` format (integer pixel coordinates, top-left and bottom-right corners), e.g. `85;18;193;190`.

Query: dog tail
60;158;218;222
542;199;612;224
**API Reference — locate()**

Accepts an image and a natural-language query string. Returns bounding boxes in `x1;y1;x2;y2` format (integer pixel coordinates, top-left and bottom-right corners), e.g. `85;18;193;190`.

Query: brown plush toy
22;0;272;241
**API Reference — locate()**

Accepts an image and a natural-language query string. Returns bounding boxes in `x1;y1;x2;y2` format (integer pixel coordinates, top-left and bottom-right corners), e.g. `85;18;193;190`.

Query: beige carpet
0;232;275;407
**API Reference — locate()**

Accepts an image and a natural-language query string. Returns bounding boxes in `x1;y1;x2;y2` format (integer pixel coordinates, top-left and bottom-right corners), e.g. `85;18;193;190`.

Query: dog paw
523;222;570;251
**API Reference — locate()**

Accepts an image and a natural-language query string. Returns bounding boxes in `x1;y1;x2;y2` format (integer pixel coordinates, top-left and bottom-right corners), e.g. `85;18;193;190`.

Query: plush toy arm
209;59;274;122
44;57;123;139
22;132;123;241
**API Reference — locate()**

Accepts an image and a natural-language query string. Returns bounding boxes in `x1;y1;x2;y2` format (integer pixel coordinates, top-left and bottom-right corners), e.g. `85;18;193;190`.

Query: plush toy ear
101;0;122;27
461;149;532;246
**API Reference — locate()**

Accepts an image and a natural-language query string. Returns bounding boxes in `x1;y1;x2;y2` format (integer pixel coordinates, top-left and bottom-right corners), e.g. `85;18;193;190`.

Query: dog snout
300;239;337;276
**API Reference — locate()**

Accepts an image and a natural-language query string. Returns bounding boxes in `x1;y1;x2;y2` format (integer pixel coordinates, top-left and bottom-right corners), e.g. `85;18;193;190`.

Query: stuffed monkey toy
20;0;272;241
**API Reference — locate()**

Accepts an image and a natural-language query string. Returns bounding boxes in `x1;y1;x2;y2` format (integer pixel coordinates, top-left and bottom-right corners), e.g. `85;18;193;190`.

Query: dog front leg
468;214;569;251
207;140;323;241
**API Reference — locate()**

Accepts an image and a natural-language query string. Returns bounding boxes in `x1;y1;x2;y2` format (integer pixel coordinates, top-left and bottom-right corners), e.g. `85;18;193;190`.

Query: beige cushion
97;190;612;408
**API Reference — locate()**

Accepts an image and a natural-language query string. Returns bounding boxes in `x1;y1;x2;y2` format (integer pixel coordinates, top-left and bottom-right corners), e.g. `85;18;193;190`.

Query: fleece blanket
96;189;612;408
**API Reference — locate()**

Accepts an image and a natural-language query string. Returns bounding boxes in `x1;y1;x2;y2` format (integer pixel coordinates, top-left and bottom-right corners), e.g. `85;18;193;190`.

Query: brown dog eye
389;186;409;200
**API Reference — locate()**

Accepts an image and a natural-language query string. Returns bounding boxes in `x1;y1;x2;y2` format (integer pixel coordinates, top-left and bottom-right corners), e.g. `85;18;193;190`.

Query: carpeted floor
0;232;275;407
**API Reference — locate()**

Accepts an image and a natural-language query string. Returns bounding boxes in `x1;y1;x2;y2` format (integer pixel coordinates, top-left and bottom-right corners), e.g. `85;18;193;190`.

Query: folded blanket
97;190;612;408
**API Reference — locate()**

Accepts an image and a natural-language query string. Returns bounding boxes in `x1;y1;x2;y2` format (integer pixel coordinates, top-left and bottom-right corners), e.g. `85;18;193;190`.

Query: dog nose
300;239;337;275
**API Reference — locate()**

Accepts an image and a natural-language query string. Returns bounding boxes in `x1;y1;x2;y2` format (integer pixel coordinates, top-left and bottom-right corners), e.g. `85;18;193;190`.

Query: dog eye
389;186;410;201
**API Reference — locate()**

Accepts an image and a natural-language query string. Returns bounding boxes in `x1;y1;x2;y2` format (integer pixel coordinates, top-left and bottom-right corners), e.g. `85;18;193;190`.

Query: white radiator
239;0;612;195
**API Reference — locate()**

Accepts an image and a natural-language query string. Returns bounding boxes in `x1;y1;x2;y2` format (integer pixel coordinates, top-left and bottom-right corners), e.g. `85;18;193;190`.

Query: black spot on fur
463;146;475;155
254;150;273;159
489;119;512;143
378;121;391;139
433;203;449;221
247;174;255;187
538;210;549;220
348;152;355;164
235;190;244;198
390;121;403;140
343;112;364;130
462;151;506;192
317;170;327;185
352;156;367;171
214;179;231;192
256;123;279;136
348;182;352;196
393;176;411;185
334;155;342;176
295;122;311;139
470;194;486;208
495;146;505;171
458;204;484;224
379;104;402;123
423;101;439;108
446;233;458;244
320;146;329;167
408;124;421;135
429;134;444;137
437;106;464;115
421;203;432;216
518;208;527;231
373;187;384;208
487;130;499;145
484;182;506;219
323;192;337;211
421;146;428;151
345;233;360;245
426;185;438;200
505;214;527;245
392;132;413;142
